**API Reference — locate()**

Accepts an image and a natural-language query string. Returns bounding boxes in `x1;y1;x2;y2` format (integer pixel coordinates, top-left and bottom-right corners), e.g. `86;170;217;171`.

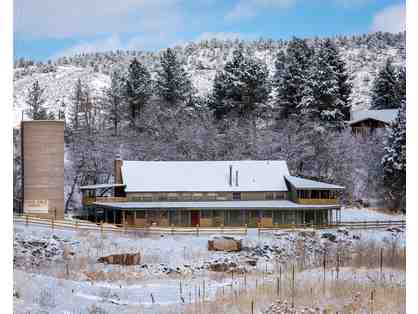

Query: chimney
229;165;233;186
114;154;123;184
235;170;239;186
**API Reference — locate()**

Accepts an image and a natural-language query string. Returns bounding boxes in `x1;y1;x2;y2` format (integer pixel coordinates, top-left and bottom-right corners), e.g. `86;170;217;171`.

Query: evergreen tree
298;44;346;126
370;58;402;109
104;70;124;135
210;46;271;120
319;39;352;120
382;101;406;211
274;37;314;119
125;58;152;120
396;66;406;105
25;80;52;120
155;48;193;106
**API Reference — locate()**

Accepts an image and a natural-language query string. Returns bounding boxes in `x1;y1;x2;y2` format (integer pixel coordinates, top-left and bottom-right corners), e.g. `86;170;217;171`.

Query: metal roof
93;200;340;210
348;109;398;126
285;176;345;190
121;160;290;192
79;183;125;190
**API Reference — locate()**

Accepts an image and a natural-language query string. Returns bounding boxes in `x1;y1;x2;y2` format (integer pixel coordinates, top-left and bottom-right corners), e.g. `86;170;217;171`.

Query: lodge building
81;159;344;227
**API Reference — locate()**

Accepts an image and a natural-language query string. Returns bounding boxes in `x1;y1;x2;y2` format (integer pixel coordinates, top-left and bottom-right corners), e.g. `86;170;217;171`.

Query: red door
191;211;200;226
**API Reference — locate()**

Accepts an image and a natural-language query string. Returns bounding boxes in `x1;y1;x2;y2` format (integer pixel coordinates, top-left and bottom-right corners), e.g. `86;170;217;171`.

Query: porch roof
93;200;340;211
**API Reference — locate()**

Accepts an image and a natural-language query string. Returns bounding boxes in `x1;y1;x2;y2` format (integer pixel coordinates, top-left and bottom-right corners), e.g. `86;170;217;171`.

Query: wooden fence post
25;214;28;226
196;224;199;237
51;216;54;230
251;300;254;314
245;224;248;235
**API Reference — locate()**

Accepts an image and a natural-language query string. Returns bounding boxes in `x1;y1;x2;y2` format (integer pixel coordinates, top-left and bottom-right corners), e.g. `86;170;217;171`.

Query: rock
208;261;237;272
208;236;242;252
246;259;257;266
321;233;337;242
97;252;141;265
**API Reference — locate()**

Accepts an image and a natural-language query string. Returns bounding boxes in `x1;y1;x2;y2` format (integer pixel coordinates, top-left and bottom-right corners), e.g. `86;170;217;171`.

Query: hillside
13;32;405;126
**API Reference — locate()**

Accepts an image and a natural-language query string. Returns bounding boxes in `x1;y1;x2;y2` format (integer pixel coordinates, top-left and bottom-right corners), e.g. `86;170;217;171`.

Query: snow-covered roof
121;160;290;192
79;183;125;190
94;200;341;210
348;109;398;126
285;176;345;190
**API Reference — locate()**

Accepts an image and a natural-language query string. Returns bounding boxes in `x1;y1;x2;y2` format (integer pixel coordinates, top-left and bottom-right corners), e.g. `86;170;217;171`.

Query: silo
21;120;64;219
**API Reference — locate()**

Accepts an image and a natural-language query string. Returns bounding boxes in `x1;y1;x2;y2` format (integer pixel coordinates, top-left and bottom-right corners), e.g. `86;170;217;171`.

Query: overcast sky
13;0;406;61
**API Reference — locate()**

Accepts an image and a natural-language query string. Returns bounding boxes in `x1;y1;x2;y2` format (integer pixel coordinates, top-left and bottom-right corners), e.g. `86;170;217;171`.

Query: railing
13;214;248;235
259;220;406;233
13;214;405;237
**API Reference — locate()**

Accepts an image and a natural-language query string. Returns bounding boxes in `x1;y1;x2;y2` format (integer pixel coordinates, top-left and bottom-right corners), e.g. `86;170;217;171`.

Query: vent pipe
229;165;233;186
235;170;239;186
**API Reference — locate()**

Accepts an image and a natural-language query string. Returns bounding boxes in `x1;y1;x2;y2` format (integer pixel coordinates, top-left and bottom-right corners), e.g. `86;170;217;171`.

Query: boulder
321;233;337;242
208;236;242;252
97;252;141;265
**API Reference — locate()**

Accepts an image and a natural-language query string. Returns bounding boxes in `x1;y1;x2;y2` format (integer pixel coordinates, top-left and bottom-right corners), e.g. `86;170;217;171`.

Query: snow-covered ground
13;212;405;313
340;207;405;222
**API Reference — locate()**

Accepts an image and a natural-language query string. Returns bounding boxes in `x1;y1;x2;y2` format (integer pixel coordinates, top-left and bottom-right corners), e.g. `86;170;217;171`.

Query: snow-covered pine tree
210;46;271;120
25;80;52;120
125;58;152;120
396;66;406;105
319;39;352;120
370;58;402;109
298;46;345;127
381;101;406;211
155;48;193;107
274;37;314;119
104;70;125;135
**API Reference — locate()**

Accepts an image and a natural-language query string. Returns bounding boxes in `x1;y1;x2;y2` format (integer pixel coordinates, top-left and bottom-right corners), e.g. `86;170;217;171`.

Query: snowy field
340;207;405;222
13;208;406;314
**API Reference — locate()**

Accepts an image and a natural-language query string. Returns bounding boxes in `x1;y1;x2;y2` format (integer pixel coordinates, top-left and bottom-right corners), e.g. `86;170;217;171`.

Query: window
201;210;212;219
311;190;320;199
297;190;309;199
263;211;273;218
233;192;241;200
136;211;145;219
265;192;274;200
275;192;285;200
321;190;330;199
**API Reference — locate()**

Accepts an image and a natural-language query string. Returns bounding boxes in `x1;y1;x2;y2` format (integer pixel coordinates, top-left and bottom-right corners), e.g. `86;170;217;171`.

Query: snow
122;160;290;192
14;216;405;313
340;207;405;222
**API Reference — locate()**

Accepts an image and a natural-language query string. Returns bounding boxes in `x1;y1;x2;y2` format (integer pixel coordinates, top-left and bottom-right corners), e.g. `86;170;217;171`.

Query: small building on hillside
80;159;344;227
348;109;398;135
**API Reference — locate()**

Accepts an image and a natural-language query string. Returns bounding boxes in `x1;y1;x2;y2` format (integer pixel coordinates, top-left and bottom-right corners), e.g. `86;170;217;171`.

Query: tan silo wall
22;121;64;219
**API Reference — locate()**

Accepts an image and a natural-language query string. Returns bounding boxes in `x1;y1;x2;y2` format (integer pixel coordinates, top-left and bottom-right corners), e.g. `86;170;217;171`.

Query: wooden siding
298;198;338;205
126;191;287;202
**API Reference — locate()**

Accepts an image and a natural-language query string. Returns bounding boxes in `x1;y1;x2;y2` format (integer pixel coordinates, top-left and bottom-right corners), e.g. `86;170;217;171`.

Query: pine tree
104;70;124;135
370;58;401;109
155;48;193;107
298;43;346;126
274;37;314;119
25;80;52;120
319;39;352;120
125;58;152;120
381;101;406;210
210;46;271;120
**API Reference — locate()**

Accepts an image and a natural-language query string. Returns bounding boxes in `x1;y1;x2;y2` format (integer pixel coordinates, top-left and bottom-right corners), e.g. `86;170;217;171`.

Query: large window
201;210;212;219
233;192;241;200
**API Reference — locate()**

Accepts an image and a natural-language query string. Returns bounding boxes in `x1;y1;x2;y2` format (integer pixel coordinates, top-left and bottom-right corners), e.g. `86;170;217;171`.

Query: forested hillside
13;32;406;212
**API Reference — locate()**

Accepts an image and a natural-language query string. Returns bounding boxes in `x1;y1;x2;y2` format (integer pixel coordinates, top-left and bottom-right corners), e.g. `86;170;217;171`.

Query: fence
13;214;405;236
